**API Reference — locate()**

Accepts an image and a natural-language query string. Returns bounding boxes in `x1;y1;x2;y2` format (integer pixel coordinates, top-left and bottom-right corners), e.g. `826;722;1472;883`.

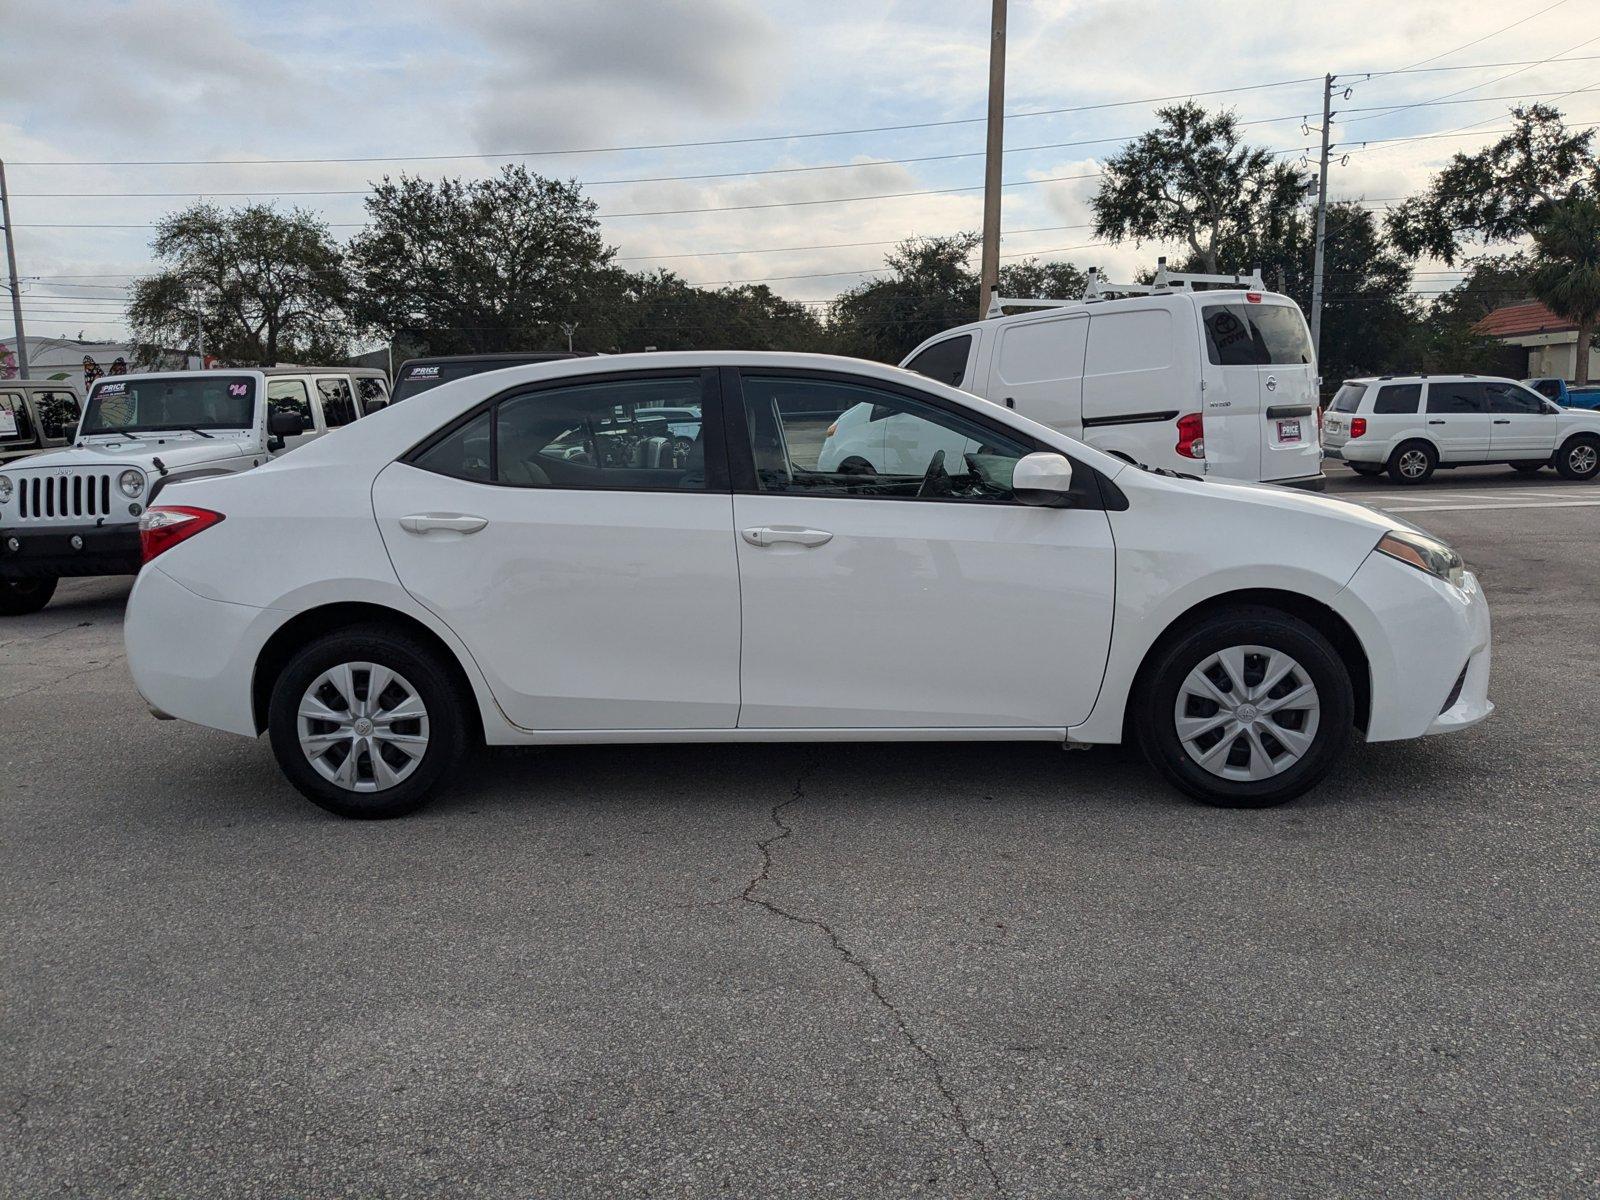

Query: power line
1361;1;1572;81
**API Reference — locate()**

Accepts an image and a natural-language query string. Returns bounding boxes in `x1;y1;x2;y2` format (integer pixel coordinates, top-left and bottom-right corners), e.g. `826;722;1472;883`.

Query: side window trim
405;367;731;494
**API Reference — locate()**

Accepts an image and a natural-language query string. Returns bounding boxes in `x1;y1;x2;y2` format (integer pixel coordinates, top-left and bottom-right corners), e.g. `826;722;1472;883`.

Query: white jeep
0;370;306;614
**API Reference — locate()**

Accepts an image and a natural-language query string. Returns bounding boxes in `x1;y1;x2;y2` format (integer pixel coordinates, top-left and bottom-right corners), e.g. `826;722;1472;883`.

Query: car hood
4;436;250;474
1119;465;1425;538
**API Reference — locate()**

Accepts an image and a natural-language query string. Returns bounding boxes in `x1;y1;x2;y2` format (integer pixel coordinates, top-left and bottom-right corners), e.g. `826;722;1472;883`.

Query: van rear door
987;314;1088;430
1199;297;1321;484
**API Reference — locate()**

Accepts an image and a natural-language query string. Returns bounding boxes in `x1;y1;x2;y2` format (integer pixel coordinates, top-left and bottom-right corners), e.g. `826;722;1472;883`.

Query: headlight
0;476;11;503
118;469;145;498
1377;529;1464;590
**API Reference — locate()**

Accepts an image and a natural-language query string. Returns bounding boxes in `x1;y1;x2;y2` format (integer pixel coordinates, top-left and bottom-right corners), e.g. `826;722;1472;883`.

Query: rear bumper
0;522;141;579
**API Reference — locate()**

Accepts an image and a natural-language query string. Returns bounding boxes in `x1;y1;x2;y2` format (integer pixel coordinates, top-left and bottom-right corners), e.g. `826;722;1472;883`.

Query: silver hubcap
1570;444;1597;474
1399;450;1428;477
1175;645;1321;782
297;661;430;793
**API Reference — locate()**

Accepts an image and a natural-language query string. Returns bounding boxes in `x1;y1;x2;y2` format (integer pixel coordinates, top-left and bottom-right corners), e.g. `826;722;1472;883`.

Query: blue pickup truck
1526;378;1600;410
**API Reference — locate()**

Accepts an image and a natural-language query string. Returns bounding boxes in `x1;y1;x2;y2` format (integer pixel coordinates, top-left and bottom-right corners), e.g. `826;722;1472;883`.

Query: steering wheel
916;449;951;498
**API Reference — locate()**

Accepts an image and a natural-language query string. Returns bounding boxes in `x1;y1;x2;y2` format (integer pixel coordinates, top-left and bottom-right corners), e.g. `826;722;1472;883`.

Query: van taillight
139;506;225;562
1175;412;1205;459
1349;417;1367;439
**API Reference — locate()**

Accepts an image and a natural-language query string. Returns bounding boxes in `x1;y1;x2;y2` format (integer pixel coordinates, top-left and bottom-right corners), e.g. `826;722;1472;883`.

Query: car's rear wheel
0;577;57;616
1555;435;1600;481
1387;440;1437;485
1134;607;1355;808
267;625;468;818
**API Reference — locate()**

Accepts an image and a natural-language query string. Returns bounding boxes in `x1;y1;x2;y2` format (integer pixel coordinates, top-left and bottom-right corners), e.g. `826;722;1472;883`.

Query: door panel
733;495;1115;727
1485;381;1559;458
1424;381;1492;462
990;313;1087;431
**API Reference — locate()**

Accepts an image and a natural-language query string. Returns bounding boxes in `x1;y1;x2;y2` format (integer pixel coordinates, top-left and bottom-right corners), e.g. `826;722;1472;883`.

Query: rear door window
1203;303;1314;365
1426;382;1488;414
903;335;973;387
1372;383;1422;414
317;377;357;427
357;376;389;409
268;379;313;425
34;390;81;440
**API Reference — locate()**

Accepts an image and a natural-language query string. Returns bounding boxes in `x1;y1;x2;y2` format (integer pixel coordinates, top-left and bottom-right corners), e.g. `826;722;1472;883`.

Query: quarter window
741;374;1032;502
356;376;389;407
903;335;973;387
1426;382;1488;414
0;391;34;444
413;410;491;482
1372;383;1422;415
317;378;357;427
1330;383;1366;413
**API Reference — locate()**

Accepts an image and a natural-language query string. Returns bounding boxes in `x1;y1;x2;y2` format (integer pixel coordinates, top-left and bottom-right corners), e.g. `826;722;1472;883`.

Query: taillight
1175;412;1205;459
1349;417;1367;439
139;506;224;562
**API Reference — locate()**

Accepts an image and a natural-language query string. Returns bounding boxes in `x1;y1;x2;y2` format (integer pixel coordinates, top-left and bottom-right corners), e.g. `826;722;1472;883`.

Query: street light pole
977;0;1006;319
0;159;31;379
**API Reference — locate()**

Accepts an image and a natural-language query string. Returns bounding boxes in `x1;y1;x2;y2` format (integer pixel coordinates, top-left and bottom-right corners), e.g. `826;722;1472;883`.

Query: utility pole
1308;73;1335;369
560;321;578;353
977;0;1006;318
0;159;31;380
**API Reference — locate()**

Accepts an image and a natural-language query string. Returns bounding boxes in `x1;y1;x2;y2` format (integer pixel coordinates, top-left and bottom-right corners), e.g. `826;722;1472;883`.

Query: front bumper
0;522;142;579
1340;552;1493;742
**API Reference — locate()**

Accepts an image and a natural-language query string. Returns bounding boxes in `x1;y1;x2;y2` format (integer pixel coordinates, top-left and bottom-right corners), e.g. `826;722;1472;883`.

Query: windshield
81;376;256;435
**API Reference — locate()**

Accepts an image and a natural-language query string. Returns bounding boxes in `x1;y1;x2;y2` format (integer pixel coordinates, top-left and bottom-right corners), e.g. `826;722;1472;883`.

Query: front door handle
399;513;489;534
1428;419;1446;425
1493;418;1511;424
741;525;833;548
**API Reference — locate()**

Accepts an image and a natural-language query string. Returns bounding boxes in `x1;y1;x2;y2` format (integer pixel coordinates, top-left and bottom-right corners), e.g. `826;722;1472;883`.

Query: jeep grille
15;472;115;521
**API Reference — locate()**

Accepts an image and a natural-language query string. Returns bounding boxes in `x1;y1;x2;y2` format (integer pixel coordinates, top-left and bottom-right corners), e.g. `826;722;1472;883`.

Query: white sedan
123;352;1493;819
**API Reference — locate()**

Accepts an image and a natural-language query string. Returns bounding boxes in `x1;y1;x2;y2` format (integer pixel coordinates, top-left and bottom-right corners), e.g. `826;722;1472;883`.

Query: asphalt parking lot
3;464;1596;1199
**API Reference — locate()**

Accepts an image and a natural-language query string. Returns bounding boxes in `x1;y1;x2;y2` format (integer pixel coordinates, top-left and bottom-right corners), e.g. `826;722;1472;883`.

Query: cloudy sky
1;0;1596;346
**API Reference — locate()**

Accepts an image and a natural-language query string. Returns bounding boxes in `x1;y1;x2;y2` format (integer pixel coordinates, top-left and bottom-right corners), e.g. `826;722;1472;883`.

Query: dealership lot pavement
3;465;1596;1199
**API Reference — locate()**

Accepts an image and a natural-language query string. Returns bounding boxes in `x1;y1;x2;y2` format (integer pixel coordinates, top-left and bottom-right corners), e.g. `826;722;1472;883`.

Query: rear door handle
1428;419;1446;425
1493;418;1511;424
399;513;488;534
741;525;833;548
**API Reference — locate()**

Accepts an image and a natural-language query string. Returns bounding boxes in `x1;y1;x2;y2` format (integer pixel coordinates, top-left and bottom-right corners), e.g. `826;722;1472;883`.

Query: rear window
1373;383;1422;414
393;362;490;402
903;335;972;387
1203;303;1313;366
1330;383;1366;413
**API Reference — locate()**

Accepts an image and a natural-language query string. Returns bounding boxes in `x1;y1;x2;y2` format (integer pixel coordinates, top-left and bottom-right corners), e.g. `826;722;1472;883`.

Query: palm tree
1529;197;1600;385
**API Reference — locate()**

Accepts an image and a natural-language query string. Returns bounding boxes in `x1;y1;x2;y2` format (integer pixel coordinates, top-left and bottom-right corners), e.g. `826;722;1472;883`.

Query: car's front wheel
1134;607;1355;808
1556;434;1600;481
267;625;469;818
0;577;57;616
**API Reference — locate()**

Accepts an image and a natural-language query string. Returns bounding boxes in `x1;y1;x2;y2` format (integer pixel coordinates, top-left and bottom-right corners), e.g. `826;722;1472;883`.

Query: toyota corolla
122;353;1492;818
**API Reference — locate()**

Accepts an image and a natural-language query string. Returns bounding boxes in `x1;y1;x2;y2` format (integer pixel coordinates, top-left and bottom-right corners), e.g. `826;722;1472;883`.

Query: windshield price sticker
97;381;127;395
409;366;440;379
0;410;17;438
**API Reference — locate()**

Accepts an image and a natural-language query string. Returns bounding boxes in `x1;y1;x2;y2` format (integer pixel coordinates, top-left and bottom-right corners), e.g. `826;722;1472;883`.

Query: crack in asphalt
0;655;123;704
740;760;1005;1198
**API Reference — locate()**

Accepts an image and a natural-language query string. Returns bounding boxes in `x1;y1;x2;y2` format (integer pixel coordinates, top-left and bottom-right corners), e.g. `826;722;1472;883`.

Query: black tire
1387;440;1437;485
1348;463;1383;477
1133;606;1355;808
0;577;57;616
1555;434;1600;481
1513;462;1546;474
266;624;469;819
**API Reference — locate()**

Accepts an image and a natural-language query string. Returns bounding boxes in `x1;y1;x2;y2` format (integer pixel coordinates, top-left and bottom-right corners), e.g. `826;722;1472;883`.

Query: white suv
1323;374;1600;484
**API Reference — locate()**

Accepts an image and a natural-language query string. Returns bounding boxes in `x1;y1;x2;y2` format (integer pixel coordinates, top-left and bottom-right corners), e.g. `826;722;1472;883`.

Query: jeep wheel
0;577;57;616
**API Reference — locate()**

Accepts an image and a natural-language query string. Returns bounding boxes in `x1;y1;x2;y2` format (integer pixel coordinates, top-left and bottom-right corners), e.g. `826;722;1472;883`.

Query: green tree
349;165;615;355
995;257;1087;302
1092;102;1309;274
1413;253;1533;376
598;271;827;352
1528;196;1600;383
1387;105;1598;264
830;234;982;362
128;203;350;365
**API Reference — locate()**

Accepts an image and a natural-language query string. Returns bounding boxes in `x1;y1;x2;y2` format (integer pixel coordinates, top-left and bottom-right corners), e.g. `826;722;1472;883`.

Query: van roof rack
985;256;1267;318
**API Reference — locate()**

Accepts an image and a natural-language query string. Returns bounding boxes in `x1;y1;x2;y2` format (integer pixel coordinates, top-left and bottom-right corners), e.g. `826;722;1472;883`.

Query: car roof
258;365;386;376
398;352;595;367
86;369;265;384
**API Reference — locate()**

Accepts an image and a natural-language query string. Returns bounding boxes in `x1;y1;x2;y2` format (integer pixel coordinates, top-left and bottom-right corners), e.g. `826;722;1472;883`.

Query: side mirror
364;397;389;412
1013;451;1074;507
269;410;307;437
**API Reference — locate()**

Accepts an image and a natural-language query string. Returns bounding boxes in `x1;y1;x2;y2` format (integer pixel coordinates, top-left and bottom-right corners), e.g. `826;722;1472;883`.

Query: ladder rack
985;256;1266;318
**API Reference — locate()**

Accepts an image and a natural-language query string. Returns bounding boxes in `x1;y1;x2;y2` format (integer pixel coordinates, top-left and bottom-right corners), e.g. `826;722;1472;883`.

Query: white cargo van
895;267;1325;489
